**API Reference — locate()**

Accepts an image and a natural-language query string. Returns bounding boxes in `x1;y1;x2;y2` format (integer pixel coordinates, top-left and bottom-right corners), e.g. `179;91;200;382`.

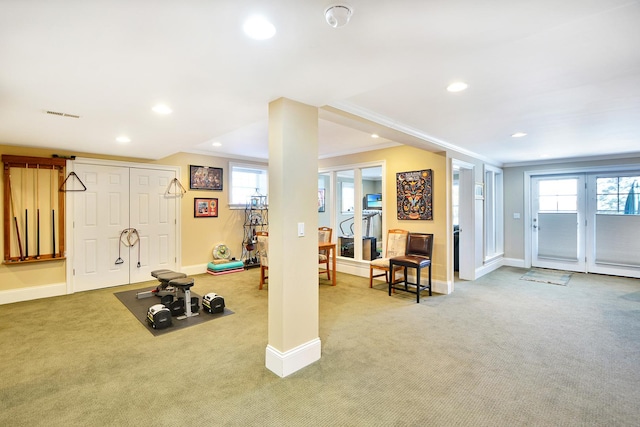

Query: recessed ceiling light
447;82;468;92
371;134;379;139
116;136;131;143
243;15;276;40
511;132;527;138
152;104;172;115
212;142;222;147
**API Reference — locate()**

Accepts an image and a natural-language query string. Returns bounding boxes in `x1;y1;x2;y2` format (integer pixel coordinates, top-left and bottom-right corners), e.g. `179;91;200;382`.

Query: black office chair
388;233;433;303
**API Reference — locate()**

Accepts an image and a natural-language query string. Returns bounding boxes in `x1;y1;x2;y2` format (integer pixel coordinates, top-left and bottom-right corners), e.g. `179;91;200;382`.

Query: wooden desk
319;242;337;286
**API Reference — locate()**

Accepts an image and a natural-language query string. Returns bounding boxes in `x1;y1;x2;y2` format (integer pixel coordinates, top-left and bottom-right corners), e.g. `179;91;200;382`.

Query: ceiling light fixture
447;82;468;92
324;4;353;28
511;132;527;138
152;104;172;115
371;134;379;139
212;142;222;147
116;136;131;143
243;15;276;40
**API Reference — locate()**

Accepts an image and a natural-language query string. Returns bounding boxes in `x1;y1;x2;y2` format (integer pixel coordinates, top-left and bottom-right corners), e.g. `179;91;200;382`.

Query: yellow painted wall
319;145;448;282
0;145;262;294
157;152;258;266
1;142;447;297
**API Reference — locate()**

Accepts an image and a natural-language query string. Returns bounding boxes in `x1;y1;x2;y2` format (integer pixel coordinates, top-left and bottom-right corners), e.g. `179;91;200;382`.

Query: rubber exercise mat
114;287;234;336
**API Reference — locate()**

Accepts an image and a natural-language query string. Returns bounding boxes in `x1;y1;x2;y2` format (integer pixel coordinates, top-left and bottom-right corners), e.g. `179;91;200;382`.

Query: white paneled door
72;163;177;292
128;167;177;284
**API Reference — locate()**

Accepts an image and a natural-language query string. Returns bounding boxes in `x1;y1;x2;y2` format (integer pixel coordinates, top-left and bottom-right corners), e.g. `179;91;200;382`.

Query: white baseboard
502;258;526;268
372;276;449;295
0;282;67;305
182;261;248;277
476;257;504;278
181;263;209;277
189;260;450;294
336;259;370;277
265;338;321;378
433;279;451;294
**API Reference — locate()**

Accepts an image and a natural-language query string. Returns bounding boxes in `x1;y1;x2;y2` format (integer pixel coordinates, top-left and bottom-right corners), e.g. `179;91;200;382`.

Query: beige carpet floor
1;266;639;426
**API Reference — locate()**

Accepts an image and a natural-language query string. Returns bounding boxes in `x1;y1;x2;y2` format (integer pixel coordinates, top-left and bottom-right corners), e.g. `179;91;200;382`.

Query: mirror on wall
319;165;383;261
362;166;382;260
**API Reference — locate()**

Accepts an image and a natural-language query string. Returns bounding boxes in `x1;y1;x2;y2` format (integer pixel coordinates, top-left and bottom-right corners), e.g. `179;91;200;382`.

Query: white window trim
484;164;504;261
228;161;269;209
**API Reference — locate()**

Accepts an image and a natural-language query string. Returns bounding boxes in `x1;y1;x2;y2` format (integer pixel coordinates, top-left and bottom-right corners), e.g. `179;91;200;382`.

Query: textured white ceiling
1;0;639;165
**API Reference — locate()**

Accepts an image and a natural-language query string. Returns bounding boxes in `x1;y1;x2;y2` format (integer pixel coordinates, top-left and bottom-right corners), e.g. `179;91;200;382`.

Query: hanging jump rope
115;228;141;267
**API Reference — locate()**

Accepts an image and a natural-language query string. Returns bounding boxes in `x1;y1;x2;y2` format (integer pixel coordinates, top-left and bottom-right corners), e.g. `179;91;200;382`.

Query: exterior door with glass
531;175;586;272
587;173;640;278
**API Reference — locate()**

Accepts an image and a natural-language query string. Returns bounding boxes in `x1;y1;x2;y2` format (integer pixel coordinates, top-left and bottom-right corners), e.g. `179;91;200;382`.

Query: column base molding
265;338;321;378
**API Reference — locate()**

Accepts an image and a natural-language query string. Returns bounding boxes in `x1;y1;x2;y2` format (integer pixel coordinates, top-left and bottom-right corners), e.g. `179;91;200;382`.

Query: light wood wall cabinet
2;155;67;263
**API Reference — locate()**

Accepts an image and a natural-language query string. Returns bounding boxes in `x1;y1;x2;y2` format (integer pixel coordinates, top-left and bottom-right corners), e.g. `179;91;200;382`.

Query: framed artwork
194;198;218;217
475;183;485;200
190;165;222;190
396;169;433;220
318;189;325;212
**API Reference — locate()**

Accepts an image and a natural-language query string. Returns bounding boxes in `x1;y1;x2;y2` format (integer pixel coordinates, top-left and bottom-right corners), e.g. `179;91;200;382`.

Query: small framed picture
190;165;222;190
194;198;218;217
318;189;325;212
475;183;484;200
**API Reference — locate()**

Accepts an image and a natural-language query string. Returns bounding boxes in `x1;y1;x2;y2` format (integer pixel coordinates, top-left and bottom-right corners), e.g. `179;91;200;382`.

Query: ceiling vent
46;110;80;119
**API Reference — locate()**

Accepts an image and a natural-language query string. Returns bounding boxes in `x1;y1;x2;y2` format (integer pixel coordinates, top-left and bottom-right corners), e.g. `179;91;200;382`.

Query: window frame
595;174;640;215
484;165;504;262
228;162;269;209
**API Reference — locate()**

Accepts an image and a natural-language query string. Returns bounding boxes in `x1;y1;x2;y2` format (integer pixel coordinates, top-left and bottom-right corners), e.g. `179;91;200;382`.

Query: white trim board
0;282;66;305
265;338;322;378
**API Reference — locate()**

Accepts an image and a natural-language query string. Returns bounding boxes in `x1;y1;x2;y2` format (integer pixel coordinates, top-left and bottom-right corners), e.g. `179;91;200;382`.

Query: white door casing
531;175;586;273
525;166;640;279
71;161;178;292
453;160;475;281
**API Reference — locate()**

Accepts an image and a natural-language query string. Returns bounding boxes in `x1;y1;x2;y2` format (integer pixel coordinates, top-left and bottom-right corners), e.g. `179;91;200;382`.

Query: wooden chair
389;233;433;303
256;231;269;290
369;229;409;288
318;227;333;281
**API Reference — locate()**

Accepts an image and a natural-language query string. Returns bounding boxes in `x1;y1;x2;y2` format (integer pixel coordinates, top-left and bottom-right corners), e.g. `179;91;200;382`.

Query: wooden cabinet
2;155;67;263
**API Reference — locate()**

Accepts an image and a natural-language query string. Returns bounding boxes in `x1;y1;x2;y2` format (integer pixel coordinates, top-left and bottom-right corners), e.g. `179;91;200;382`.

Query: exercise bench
136;270;187;299
169;277;199;319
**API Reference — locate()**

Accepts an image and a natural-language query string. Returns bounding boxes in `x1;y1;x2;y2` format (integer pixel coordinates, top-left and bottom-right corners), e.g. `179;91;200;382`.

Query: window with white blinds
229;162;268;208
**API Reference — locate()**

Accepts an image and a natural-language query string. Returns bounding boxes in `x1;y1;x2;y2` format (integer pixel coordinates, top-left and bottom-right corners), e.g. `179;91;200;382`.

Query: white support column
266;98;320;377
